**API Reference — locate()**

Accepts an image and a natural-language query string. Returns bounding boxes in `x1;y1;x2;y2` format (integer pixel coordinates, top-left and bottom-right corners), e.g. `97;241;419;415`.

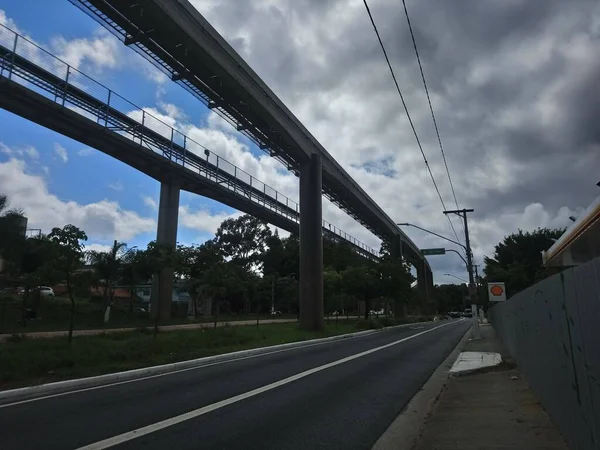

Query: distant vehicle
448;311;461;318
270;310;283;315
37;286;54;297
19;286;54;297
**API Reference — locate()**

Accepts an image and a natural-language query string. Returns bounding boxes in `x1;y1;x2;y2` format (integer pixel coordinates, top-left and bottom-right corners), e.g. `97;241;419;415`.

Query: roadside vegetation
0;192;420;337
0;316;435;388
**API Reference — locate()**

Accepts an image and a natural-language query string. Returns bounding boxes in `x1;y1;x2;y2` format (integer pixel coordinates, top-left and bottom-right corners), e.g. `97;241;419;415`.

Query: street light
444;273;468;283
397;222;467;254
399;220;480;338
445;249;468;269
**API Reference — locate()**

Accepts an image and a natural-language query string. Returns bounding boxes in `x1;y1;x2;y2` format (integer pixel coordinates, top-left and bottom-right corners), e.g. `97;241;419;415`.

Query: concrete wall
489;256;600;450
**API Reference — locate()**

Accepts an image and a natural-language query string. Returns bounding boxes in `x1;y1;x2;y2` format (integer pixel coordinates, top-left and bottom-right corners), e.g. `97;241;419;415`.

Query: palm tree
87;240;128;319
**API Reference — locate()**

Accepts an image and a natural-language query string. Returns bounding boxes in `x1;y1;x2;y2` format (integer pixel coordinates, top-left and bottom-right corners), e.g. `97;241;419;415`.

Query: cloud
181;0;599;281
178;206;241;235
0;143;39;160
53;143;68;163
108;181;124;192
85;243;113;254
142;196;158;211
78;148;94;157
0;9;21;33
50;30;119;72
0;157;156;242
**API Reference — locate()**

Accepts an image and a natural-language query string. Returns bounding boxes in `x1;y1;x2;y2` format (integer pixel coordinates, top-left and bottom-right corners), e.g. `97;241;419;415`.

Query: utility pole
443;208;479;338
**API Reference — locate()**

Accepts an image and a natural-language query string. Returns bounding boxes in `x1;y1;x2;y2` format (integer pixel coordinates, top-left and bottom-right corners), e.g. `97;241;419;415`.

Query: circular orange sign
490;285;504;296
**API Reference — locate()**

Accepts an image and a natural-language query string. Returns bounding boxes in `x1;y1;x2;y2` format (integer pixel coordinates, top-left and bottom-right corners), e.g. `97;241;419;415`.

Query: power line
400;0;465;242
361;0;461;246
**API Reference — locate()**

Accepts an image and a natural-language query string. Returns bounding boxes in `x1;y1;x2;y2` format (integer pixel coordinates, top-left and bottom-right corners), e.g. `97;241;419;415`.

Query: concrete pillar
299;154;324;331
150;179;180;321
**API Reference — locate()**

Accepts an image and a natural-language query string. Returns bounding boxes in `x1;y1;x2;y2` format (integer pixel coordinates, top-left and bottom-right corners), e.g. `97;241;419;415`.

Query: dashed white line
76;321;460;450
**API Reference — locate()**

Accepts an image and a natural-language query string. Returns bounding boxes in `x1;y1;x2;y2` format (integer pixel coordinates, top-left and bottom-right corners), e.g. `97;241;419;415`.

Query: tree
262;231;285;313
87;240;128;320
341;265;377;319
0;194;27;277
323;269;342;315
434;283;468;313
176;241;222;317
120;248;153;315
378;261;413;317
146;241;177;323
45;225;87;343
484;228;564;297
214;215;272;272
214;215;271;312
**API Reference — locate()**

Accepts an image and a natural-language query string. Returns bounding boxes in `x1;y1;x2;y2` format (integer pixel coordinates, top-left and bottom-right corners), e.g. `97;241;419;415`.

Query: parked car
37;286;55;297
19;286;54;297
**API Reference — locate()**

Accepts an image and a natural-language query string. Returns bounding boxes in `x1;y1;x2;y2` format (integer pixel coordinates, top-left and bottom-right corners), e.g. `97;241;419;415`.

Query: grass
0;295;298;334
0;322;359;389
0;316;434;389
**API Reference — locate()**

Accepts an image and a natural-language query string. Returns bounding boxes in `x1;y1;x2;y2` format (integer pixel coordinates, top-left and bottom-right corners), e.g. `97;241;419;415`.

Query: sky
0;0;598;284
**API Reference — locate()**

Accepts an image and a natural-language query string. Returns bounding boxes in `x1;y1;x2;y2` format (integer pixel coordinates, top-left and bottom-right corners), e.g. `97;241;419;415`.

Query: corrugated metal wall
489;257;600;450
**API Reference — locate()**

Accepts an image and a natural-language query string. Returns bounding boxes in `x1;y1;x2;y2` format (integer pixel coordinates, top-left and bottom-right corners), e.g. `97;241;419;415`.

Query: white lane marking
76;321;459;450
0;321;441;409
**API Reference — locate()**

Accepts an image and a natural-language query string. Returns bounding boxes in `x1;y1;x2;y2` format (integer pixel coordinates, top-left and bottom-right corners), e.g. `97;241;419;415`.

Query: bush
355;319;383;330
379;316;395;327
6;333;25;343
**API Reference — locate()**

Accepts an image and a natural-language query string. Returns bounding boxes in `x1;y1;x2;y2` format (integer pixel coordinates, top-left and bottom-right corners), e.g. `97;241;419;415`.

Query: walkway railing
0;23;380;258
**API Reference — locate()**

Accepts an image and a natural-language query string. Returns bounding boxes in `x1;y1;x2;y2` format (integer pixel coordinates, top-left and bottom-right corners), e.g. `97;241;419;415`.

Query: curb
371;323;473;450
0;320;435;405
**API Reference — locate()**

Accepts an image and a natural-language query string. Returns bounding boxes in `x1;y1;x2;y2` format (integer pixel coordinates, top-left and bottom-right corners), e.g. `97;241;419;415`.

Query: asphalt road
0;319;469;450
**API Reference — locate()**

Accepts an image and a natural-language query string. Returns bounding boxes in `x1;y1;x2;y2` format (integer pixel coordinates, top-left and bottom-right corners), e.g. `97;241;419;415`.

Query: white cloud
0;9;21;33
0;143;39;160
108;181;124;192
85;243;113;254
179;206;241;235
51;30;120;72
142;196;158;211
0;157;156;242
24;147;39;159
78;148;94;157
53;143;68;163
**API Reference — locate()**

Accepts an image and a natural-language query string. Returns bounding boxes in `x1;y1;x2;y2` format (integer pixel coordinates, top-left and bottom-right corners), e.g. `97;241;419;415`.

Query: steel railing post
105;90;111;128
61;66;70;107
7;34;18;81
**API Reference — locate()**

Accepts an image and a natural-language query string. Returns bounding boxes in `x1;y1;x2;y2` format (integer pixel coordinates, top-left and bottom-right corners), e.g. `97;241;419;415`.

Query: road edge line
371;323;473;450
0;319;437;405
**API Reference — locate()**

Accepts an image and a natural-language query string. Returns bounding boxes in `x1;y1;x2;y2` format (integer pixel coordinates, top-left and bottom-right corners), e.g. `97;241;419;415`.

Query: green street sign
420;248;446;256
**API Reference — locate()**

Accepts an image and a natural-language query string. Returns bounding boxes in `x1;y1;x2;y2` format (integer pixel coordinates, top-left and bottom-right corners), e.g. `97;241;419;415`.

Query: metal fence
489;256;600;450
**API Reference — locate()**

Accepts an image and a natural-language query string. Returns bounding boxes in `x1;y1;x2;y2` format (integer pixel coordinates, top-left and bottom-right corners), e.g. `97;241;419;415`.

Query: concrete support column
299;154;324;331
151;179;180;321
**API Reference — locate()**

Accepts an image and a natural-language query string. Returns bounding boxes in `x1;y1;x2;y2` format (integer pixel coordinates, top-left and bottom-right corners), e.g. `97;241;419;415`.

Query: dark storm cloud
193;0;600;278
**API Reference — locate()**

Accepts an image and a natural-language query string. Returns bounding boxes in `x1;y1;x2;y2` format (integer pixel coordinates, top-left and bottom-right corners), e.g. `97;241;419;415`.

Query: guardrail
0;23;380;258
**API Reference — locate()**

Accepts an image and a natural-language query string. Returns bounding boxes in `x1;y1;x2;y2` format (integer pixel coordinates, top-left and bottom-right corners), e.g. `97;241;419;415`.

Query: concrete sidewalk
412;324;568;450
